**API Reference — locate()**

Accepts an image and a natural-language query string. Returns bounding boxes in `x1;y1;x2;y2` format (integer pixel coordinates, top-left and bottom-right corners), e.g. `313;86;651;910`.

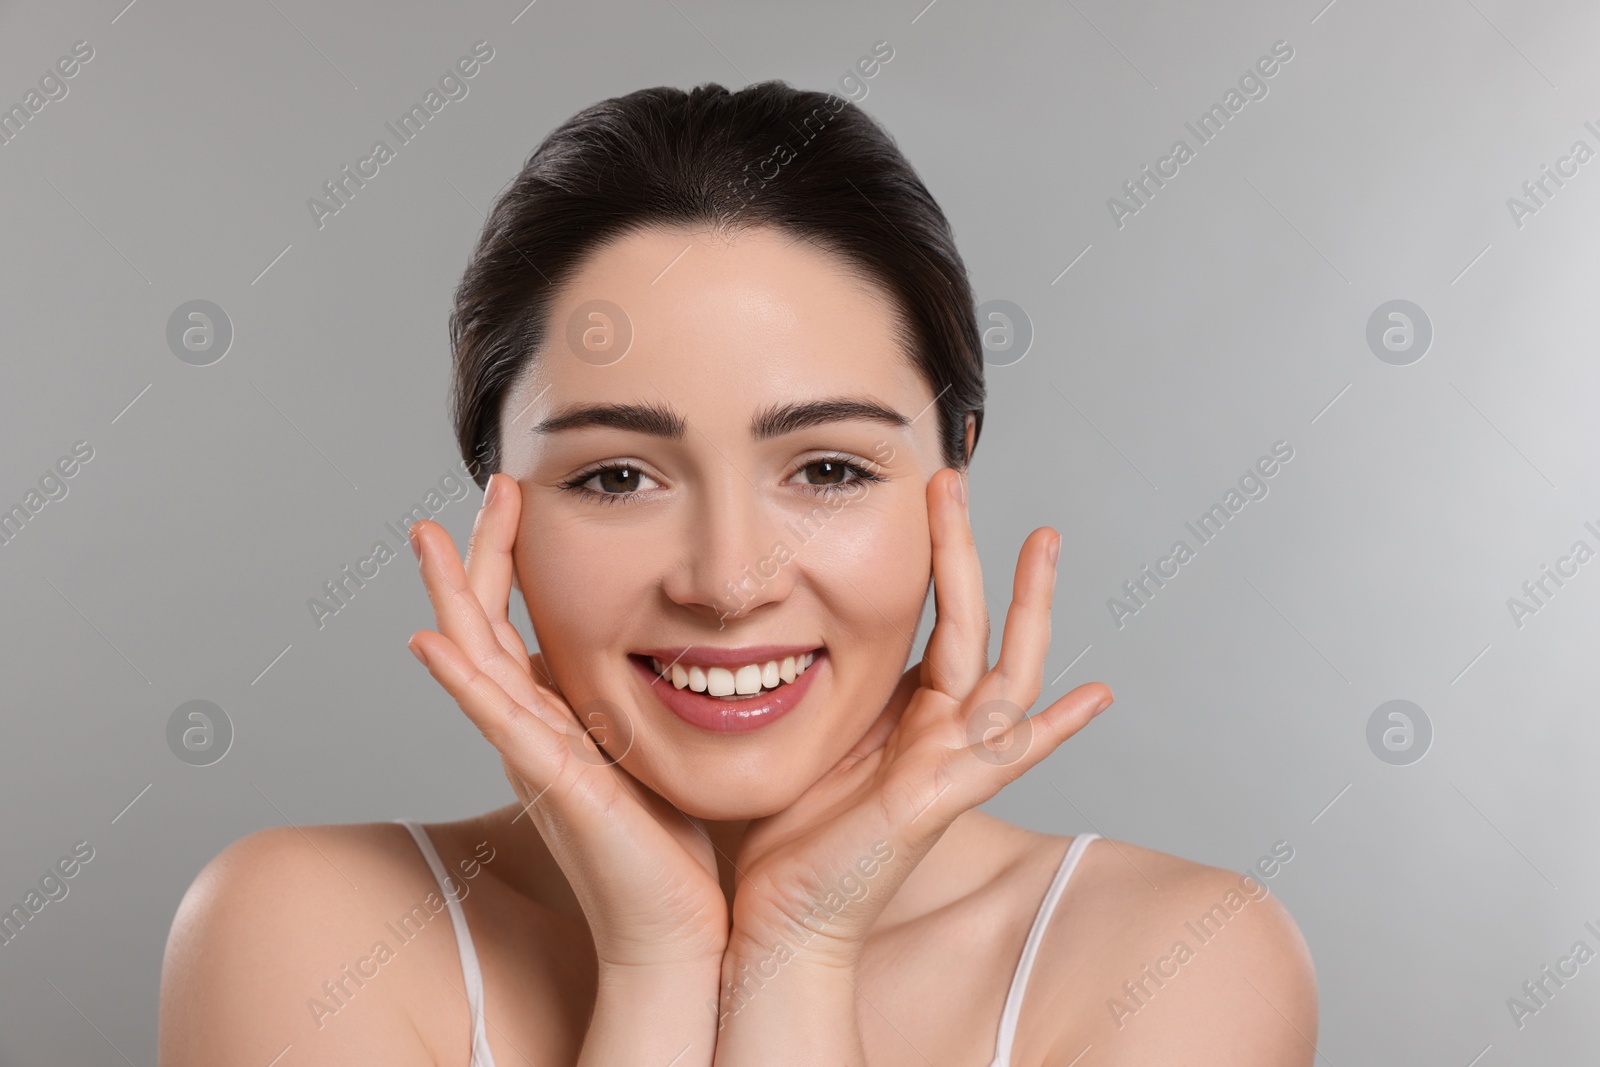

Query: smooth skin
159;226;1317;1066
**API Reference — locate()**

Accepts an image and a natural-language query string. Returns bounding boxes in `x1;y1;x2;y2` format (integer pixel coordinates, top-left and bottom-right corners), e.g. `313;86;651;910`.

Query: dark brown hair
448;79;984;489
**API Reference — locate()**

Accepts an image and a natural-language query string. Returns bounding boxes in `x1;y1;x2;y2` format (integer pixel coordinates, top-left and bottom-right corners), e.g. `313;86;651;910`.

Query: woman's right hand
405;472;730;973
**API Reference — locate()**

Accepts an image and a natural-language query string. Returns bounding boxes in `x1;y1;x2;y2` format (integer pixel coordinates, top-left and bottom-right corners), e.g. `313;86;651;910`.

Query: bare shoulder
159;821;471;1067
1028;835;1318;1066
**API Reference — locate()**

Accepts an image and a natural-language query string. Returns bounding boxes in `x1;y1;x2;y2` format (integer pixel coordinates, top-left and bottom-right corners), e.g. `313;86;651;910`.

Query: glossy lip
628;649;825;734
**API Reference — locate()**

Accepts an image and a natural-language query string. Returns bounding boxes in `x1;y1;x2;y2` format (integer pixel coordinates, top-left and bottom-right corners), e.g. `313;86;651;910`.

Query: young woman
160;81;1316;1065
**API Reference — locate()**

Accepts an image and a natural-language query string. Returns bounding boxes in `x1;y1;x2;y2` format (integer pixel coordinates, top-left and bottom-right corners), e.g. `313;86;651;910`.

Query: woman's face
497;224;954;820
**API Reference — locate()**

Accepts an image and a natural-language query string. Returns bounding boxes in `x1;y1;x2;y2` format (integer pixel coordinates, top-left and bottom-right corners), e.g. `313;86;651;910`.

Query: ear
962;413;976;466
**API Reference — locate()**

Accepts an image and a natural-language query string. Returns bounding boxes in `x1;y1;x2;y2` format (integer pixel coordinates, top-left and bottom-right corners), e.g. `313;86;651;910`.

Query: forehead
520;224;925;405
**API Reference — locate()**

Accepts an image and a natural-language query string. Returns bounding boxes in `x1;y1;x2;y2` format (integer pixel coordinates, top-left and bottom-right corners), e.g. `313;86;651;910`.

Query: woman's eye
563;457;881;506
798;459;853;486
564;464;659;500
590;466;650;494
792;458;883;491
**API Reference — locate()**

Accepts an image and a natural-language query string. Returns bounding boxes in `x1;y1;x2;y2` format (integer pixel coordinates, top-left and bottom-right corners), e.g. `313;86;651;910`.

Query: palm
516;653;728;895
726;663;960;945
409;477;730;967
724;470;1112;961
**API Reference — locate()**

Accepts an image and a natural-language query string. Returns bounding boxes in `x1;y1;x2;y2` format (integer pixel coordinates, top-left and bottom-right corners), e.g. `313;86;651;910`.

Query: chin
623;752;816;822
666;792;799;823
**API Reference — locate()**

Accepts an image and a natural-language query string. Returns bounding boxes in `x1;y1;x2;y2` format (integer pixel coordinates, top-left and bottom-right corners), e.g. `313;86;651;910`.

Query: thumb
528;651;560;694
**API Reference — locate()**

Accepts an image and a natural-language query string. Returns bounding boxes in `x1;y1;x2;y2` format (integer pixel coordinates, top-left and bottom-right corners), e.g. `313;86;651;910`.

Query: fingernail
483;473;500;509
408;525;422;562
948;471;967;507
408;640;429;668
1093;695;1113;715
1047;533;1061;568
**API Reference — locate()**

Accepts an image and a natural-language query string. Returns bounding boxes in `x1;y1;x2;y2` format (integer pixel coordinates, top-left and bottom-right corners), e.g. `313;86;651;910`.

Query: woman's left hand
723;467;1114;969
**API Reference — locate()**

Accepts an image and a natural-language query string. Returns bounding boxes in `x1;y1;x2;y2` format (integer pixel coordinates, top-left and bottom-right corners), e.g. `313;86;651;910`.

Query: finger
923;467;988;698
1003;682;1113;778
412;518;535;705
521;651;618;755
408;628;576;765
987;527;1060;704
948;682;1113;807
462;473;528;663
463;473;517;611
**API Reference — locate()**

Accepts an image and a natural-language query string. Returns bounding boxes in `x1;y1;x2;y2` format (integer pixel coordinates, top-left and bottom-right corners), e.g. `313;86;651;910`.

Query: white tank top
397;820;496;1066
397;820;1098;1067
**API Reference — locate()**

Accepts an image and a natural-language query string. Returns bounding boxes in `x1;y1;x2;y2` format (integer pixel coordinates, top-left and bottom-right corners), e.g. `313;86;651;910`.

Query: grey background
2;0;1596;1062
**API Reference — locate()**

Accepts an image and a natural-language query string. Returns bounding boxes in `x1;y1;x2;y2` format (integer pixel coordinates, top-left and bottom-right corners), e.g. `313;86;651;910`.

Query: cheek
513;516;649;655
804;492;932;637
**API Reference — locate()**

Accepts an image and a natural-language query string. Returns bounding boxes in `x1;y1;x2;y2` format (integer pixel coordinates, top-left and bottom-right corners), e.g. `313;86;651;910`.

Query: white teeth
707;666;735;697
734;664;763;695
645;651;820;698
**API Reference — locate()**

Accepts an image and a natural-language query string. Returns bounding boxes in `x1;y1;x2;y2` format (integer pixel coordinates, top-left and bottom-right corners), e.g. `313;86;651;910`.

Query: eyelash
558;454;886;507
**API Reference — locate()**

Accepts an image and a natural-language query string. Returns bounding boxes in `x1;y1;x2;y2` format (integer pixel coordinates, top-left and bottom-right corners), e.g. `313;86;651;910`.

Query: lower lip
629;651;824;734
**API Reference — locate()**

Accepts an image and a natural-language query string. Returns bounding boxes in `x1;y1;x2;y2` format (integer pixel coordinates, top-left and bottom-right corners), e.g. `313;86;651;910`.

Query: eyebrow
531;396;911;441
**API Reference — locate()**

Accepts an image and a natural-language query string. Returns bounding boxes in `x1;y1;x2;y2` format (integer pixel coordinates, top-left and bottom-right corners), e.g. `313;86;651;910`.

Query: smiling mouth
625;647;826;734
629;650;820;701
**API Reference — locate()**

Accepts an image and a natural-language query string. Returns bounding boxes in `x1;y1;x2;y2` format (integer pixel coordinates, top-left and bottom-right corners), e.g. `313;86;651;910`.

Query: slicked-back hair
448;79;984;489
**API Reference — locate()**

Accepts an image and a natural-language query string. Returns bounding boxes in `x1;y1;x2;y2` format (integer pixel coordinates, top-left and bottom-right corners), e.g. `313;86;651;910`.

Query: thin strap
992;833;1099;1067
395;820;497;1067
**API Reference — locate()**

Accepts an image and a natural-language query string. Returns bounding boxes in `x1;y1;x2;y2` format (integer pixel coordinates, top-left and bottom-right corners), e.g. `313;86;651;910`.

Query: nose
660;472;796;625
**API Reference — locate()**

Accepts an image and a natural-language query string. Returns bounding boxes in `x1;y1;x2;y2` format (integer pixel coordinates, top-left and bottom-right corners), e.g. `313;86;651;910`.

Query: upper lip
632;644;823;668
